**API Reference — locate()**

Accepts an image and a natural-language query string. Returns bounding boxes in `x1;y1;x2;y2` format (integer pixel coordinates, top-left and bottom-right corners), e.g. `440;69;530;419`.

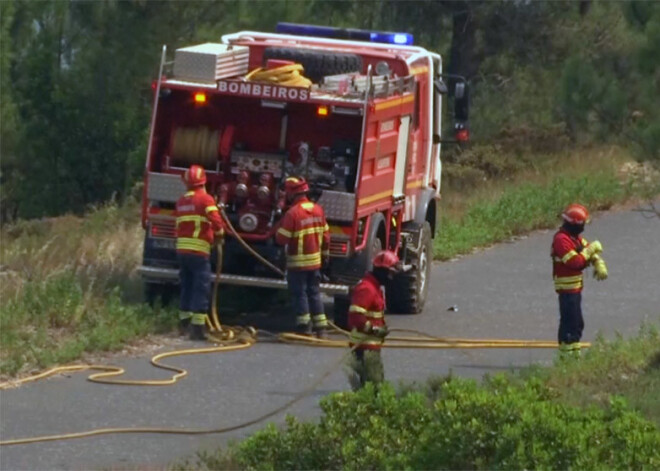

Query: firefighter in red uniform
275;177;330;337
347;250;400;389
175;165;225;340
551;203;608;357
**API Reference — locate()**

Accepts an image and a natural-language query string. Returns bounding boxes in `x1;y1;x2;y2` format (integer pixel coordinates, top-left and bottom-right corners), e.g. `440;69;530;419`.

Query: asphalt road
1;203;659;470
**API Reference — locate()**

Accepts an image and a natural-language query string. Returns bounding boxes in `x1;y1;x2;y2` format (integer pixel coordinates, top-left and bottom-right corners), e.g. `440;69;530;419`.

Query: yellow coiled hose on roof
246;63;312;88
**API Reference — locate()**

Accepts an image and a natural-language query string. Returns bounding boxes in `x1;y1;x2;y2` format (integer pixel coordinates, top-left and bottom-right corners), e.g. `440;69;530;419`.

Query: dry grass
0;200;144;302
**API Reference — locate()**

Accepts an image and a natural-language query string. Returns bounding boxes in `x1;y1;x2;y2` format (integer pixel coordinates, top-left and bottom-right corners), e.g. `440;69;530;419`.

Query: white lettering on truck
217;81;310;102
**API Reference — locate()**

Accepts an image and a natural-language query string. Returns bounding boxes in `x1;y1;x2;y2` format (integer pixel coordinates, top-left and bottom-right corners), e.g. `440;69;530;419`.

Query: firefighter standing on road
551;203;608;357
175;165;225;341
275;177;330;338
347;250;400;389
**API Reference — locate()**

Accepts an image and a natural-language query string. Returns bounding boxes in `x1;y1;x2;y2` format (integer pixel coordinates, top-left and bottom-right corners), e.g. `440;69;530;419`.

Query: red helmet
183;165;206;188
373;250;399;269
562;203;590;224
284;176;309;197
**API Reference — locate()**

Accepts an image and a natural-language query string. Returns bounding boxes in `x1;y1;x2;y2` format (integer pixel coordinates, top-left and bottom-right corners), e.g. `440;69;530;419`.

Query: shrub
231;379;660;470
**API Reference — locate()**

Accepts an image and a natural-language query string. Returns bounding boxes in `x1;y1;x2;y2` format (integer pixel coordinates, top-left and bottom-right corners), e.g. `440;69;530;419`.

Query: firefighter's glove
371;326;389;339
592;255;608;281
582;240;603;261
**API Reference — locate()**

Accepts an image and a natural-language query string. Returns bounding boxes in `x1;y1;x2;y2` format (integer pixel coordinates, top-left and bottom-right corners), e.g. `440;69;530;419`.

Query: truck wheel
387;222;433;314
333;295;351;330
263;48;362;82
145;282;175;308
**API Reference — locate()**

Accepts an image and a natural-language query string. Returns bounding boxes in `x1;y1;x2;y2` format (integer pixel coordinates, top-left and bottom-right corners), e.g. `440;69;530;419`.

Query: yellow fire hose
246;63;312;88
0;225;591;446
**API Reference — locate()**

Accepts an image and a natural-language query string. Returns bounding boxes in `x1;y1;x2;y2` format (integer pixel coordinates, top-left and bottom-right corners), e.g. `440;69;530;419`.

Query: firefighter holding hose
276;177;330;338
347;250;400;389
175;165;226;340
551;203;608;358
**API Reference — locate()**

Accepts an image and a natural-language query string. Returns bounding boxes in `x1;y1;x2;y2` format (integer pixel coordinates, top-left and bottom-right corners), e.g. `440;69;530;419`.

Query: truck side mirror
453;81;470;142
454;82;469;122
434;78;448;95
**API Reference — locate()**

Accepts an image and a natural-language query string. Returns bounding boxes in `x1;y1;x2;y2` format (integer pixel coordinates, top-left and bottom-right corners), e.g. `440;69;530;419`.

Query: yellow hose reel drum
170;127;220;169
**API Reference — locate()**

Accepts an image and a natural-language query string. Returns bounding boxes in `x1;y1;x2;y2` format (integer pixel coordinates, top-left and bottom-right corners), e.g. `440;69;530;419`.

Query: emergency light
194;92;207;104
276;23;413;46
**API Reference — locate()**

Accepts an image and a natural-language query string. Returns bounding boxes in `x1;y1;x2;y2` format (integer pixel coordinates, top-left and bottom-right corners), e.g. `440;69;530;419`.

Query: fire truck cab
138;23;469;321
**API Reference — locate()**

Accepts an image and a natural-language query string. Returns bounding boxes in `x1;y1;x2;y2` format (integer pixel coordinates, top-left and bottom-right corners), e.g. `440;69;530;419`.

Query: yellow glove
582;240;603;261
592;254;608;281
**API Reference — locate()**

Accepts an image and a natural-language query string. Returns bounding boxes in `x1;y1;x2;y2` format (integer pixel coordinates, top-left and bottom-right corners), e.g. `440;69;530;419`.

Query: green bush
230;379;660;470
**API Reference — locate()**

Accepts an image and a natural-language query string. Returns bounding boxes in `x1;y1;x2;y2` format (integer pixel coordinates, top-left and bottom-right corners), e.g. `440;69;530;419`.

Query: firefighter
275;176;330;338
551;203;608;357
347;250;400;389
175;164;225;340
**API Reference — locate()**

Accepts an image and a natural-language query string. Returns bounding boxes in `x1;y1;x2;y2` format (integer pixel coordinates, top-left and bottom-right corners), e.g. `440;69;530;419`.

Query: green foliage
3;0;659;222
0;273;175;376
224;378;660;470
435;171;626;260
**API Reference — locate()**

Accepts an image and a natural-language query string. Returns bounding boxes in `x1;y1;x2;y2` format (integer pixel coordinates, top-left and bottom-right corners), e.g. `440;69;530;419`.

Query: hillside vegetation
1;1;659;221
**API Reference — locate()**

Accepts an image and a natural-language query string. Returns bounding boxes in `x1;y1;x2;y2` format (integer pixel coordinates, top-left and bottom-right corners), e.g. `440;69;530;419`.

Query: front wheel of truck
387;222;432;314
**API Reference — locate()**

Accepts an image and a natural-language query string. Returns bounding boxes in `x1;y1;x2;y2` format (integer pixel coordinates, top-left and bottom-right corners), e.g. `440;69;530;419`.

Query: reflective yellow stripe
205;206;218;214
277;227;292;238
191;313;207;325
349;305;384;319
176;215;207;224
349;329;382;345
296;313;311;324
312;314;328;326
290;226;327;237
301;202;314;210
287;254;322;268
554;275;583;290
348;304;385;319
555;275;583;283
179;311;192;320
349;305;367;314
177;237;211;253
359;190;393;206
561;250;579;264
185;191;195;196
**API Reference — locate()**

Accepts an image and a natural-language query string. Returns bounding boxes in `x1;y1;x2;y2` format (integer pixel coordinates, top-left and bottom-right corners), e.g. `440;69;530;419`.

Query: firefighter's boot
558;342;581;360
295;313;313;336
178;312;192;337
190;313;208;341
313;313;329;339
296;322;313;336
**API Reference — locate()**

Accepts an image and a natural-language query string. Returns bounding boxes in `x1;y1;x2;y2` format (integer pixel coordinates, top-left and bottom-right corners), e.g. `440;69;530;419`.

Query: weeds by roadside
0;199;176;376
435;145;660;260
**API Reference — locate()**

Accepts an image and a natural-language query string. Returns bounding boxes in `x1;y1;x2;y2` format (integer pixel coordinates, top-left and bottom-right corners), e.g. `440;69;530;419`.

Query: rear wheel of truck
262;47;362;82
387;222;432;314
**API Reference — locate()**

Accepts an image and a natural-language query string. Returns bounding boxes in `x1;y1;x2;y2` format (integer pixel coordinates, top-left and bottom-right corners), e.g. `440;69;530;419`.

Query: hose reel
170;127;220;169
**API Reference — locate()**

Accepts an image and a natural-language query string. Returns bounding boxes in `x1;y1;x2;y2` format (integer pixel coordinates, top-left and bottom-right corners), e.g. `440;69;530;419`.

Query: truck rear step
138;266;349;295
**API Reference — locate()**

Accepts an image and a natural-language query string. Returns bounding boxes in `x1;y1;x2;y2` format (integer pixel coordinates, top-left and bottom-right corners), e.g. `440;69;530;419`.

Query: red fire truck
138;23;469;322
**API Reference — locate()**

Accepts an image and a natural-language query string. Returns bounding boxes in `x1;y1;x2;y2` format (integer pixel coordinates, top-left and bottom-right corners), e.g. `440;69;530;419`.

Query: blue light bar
276;23;413;46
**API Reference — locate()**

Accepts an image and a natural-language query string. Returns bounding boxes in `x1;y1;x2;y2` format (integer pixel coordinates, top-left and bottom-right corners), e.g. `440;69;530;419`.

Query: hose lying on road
0;228;591;446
